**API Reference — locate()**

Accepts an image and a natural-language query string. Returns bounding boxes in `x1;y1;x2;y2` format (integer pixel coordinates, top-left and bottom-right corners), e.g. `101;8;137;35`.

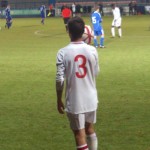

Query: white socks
111;27;122;37
87;133;98;150
118;28;122;37
111;27;115;37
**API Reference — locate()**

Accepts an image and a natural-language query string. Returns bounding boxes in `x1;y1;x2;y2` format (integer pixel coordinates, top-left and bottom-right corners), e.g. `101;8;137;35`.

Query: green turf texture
0;15;150;150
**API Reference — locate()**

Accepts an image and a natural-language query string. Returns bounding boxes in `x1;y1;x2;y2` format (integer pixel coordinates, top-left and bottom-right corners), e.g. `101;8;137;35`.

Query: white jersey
56;41;99;114
112;7;121;20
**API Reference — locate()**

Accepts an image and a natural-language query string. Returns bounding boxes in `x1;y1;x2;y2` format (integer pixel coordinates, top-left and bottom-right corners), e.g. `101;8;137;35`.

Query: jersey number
92;16;96;24
74;55;87;78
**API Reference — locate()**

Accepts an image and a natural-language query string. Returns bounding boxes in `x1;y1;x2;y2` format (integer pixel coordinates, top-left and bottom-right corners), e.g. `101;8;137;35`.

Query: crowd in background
128;1;138;15
60;1;140;17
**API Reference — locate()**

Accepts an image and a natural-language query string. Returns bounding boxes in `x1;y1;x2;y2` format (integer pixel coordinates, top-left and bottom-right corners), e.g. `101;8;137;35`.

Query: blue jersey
91;11;103;31
40;5;46;18
5;8;12;20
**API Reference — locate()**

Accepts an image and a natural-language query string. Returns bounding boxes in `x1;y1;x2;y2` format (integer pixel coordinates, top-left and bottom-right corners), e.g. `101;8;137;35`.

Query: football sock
8;22;12;29
77;144;89;150
87;133;98;150
118;28;122;37
8;23;10;29
111;27;115;37
100;37;104;46
94;38;98;47
41;19;44;24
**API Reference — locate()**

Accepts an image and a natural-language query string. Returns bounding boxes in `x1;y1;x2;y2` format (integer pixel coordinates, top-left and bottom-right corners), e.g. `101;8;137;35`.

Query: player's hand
57;100;65;114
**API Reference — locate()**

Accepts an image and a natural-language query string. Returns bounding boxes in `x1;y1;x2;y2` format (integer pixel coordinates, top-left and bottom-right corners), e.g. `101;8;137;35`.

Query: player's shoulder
57;44;71;54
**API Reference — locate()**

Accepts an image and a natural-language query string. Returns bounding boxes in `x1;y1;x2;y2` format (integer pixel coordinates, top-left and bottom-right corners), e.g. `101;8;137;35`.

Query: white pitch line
34;30;49;36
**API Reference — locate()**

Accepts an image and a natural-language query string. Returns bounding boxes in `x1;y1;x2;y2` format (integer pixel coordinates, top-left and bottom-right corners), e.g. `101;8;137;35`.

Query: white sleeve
92;47;100;76
56;49;65;83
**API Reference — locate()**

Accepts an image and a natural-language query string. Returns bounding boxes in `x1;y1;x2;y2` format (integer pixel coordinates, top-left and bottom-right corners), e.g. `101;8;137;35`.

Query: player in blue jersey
40;5;46;24
5;5;12;29
91;6;105;48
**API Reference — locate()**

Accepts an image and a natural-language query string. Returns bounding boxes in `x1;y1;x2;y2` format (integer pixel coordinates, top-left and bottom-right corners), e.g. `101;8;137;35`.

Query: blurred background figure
40;5;46;24
61;3;66;12
99;2;104;16
76;4;82;17
133;1;137;15
47;4;53;17
128;1;134;15
5;5;12;29
72;2;76;17
61;5;72;32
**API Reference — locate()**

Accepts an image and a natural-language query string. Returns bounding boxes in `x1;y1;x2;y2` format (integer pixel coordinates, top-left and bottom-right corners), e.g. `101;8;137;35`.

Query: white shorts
112;18;122;27
67;111;97;130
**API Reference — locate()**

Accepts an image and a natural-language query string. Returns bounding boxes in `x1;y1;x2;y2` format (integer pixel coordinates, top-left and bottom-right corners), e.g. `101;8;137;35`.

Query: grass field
0;15;150;150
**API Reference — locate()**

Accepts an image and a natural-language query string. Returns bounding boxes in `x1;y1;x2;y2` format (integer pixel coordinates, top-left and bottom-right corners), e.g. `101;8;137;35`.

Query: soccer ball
82;25;94;44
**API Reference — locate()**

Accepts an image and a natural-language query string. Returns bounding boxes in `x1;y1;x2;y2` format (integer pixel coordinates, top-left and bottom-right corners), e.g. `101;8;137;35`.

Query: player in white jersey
111;4;122;37
56;17;99;150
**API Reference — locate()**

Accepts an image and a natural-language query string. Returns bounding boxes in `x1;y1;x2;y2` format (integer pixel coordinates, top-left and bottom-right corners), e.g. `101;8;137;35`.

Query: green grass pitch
0;15;150;150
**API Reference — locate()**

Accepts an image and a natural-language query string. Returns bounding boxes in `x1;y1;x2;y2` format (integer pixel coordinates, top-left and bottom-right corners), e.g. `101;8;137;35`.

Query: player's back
91;11;102;30
57;41;99;114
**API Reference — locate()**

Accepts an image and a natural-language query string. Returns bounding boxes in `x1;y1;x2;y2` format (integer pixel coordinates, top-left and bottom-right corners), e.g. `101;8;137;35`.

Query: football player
56;16;99;150
91;5;105;48
5;5;12;29
111;4;122;37
40;5;46;24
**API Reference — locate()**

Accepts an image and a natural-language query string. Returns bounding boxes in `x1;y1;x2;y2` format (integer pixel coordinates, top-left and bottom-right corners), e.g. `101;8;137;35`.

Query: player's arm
56;50;65;114
92;47;100;76
56;81;65;114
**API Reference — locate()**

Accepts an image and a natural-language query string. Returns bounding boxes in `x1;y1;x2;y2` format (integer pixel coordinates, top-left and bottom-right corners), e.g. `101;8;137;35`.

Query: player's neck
71;38;82;42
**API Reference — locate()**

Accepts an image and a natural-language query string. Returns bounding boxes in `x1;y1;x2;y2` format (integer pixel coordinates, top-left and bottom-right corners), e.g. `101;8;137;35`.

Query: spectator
72;2;76;17
61;3;66;12
76;4;82;16
128;1;134;15
133;1;137;15
99;2;104;16
119;6;123;16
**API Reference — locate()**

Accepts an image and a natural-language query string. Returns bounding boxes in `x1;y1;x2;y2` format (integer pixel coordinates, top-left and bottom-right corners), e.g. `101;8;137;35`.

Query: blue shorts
94;28;105;36
41;13;45;18
6;16;12;23
94;30;102;36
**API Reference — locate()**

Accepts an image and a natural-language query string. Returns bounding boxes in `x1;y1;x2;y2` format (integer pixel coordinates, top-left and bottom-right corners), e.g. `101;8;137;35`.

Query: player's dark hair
67;16;85;41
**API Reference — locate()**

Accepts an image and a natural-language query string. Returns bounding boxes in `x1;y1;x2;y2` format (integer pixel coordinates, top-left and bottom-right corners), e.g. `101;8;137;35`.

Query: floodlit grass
0;15;150;150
